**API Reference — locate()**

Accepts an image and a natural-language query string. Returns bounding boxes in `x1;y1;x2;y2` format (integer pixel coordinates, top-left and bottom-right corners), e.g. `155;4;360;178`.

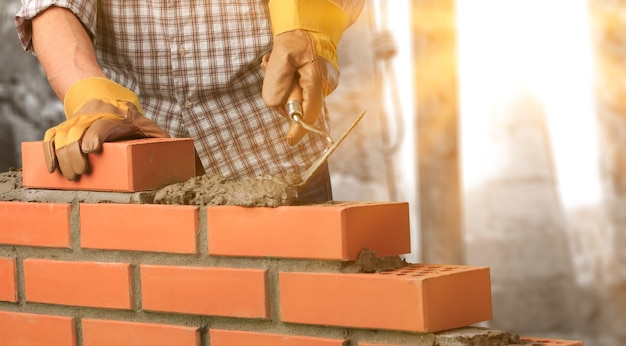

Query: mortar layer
0;171;153;204
1;170;304;207
342;249;409;273
153;173;303;207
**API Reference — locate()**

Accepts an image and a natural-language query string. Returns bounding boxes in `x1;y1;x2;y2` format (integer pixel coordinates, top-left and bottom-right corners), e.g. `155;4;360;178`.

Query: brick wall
0;139;583;346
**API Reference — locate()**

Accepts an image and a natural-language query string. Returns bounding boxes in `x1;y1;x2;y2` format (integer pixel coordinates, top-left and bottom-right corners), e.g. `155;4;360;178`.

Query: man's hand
44;77;169;181
262;0;348;146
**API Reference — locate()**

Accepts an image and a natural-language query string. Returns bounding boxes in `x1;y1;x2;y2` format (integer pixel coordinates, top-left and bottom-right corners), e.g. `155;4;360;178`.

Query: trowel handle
286;80;303;121
283;79;333;146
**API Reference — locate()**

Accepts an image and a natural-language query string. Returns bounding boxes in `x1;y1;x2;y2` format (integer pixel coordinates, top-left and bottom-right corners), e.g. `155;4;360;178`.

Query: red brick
24;259;132;309
279;264;492;333
141;264;269;318
80;203;198;253
22;138;195;192
209;329;344;346
520;336;583;346
0;311;76;346
0;201;71;248
82;319;200;346
0;257;17;302
207;202;410;260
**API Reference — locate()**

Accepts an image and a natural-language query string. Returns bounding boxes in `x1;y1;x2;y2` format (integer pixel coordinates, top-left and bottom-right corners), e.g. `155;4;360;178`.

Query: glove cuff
63;77;142;118
309;31;339;69
268;0;348;45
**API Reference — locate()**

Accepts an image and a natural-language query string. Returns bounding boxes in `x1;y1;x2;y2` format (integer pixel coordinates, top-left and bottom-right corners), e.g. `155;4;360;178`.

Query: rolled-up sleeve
15;0;98;53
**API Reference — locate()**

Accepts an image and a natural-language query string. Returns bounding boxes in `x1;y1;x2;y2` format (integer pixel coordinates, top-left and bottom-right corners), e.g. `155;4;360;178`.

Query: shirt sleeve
15;0;98;53
333;0;365;26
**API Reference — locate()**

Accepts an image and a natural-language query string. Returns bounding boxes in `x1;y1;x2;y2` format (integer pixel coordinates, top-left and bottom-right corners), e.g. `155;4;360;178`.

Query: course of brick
0;138;583;346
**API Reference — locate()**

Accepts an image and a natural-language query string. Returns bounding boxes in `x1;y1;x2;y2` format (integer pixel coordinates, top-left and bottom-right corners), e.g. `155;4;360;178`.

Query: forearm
31;6;106;101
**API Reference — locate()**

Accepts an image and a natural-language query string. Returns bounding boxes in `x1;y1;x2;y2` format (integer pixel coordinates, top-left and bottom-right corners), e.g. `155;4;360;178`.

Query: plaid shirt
15;0;329;180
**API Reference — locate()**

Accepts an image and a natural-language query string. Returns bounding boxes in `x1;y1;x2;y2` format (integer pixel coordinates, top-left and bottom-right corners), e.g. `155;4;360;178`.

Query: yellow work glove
43;77;169;181
262;0;348;146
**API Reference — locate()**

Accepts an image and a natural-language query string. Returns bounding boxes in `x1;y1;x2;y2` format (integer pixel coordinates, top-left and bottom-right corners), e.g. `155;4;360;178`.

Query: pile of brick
0;139;583;345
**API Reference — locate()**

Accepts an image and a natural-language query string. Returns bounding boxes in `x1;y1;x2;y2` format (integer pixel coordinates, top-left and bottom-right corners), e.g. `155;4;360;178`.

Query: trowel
284;87;366;190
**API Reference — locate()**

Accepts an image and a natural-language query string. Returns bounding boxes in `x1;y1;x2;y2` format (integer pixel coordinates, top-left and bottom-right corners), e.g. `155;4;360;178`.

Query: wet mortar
343;249;409;273
0;169;21;194
0;170;305;207
153;173;304;207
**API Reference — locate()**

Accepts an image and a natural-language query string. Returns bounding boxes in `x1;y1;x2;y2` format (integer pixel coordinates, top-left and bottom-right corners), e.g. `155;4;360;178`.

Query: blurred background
1;0;624;345
0;2;63;172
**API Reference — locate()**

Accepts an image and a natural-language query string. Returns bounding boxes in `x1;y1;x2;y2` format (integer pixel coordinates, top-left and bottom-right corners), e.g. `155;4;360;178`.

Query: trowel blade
298;110;366;188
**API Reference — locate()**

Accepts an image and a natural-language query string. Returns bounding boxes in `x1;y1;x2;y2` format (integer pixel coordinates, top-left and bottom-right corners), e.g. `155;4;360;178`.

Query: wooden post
412;0;463;264
588;1;626;342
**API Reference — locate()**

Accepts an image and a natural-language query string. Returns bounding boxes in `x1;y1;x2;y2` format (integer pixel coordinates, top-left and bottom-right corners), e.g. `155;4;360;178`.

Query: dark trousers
294;162;333;203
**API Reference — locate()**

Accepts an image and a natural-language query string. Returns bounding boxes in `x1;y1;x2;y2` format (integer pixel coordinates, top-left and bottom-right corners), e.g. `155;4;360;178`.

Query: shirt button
179;45;186;55
184;100;193;108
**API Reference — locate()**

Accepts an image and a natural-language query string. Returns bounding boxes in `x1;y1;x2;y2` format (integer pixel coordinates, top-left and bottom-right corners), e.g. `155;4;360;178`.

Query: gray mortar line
0;246;17;258
268;258;281;323
15;255;25;306
75;314;84;346
70;199;82;253
198;206;208;257
200;318;211;346
2;242;358;274
131;264;142;312
3;243;353;273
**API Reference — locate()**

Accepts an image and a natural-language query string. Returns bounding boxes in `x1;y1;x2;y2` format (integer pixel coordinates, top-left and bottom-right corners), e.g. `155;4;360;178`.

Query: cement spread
153;173;303;207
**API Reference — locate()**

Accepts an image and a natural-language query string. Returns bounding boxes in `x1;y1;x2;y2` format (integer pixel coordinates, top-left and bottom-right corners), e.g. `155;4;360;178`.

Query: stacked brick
0;139;583;345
